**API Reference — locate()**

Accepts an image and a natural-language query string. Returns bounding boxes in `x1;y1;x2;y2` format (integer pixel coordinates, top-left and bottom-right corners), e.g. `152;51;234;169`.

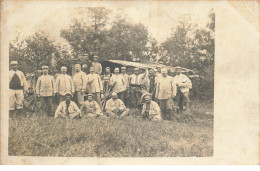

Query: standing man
92;55;102;75
120;66;130;106
129;68;142;107
73;64;87;107
156;66;162;79
105;92;130;118
173;67;192;112
101;67;112;97
56;66;75;103
36;66;56;117
110;68;126;101
86;66;103;108
155;68;176;120
9;61;28;117
82;64;89;74
148;68;157;100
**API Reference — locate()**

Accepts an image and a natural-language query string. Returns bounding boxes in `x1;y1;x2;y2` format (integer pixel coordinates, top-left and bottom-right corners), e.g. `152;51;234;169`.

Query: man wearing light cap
54;92;81;119
109;67;126;101
91;55;102;75
56;66;75;103
73;64;87;107
173;67;192;112
80;94;104;118
129;67;142;107
141;93;162;121
155;68;176;120
9;61;28;116
105;92;130;117
86;66;103;108
36;65;56;116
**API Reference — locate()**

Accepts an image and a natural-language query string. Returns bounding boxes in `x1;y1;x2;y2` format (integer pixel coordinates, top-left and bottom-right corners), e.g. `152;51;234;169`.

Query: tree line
9;7;215;100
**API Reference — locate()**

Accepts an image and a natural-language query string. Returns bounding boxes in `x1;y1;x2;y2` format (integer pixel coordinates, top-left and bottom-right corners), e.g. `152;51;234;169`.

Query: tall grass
9;103;213;157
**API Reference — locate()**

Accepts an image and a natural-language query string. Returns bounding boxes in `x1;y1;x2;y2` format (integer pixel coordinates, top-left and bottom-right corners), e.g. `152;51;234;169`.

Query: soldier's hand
53;93;56;97
37;94;40;98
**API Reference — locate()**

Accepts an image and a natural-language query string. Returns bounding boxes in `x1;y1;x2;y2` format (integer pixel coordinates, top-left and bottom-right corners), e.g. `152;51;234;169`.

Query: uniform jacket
54;101;81;118
86;73;103;93
9;70;28;91
173;74;192;93
73;71;87;91
92;62;102;75
80;100;102;115
56;74;75;96
155;75;176;100
110;74;126;93
121;73;130;89
141;101;162;120
105;99;126;112
36;74;56;96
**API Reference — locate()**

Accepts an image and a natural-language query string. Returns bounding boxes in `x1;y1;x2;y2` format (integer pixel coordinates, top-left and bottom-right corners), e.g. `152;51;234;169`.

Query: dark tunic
9;73;23;90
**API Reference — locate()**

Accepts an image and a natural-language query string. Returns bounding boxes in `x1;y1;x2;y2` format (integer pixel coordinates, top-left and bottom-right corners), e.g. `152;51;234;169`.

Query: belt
130;84;141;87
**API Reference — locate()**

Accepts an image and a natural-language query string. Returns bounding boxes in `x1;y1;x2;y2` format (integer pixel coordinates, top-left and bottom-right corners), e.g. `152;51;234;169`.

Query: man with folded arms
173;67;192;112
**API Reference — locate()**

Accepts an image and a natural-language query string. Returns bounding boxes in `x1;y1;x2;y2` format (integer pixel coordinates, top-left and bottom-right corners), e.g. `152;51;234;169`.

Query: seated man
141;93;162;121
105;92;130;118
80;94;104;118
54;92;81;119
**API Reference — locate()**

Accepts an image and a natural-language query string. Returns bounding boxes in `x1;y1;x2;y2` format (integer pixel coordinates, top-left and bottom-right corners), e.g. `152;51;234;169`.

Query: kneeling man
54;92;81;119
80;94;104;118
105;92;130;117
141;93;162;121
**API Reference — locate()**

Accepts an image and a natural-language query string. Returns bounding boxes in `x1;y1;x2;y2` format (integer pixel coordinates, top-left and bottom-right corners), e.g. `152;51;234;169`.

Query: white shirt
173;74;192;93
110;74;126;93
56;74;75;96
73;71;87;91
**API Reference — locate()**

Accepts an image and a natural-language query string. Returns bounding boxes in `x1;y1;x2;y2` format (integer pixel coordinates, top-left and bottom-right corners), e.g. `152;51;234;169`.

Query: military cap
42;66;48;69
93;55;98;58
121;67;126;70
61;66;67;70
82;64;88;68
87;93;93;97
65;92;72;97
10;61;18;65
134;68;139;71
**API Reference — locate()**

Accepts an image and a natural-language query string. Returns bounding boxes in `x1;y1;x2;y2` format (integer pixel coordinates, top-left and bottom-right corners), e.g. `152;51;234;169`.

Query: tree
9;31;58;73
61;7;111;60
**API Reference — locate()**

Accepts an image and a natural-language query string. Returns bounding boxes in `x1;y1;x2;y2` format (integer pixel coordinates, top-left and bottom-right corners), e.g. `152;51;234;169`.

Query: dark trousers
130;87;141;107
159;99;168;120
40;96;53;116
117;91;125;101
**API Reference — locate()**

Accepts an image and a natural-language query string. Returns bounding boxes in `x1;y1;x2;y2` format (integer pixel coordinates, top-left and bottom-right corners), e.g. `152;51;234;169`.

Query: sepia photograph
7;1;214;157
0;0;259;165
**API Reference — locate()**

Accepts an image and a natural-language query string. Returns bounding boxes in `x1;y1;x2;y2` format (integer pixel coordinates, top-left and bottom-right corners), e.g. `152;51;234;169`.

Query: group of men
9;56;192;121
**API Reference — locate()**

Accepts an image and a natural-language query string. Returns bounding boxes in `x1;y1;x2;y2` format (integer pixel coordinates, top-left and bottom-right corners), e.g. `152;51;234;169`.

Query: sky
3;1;215;45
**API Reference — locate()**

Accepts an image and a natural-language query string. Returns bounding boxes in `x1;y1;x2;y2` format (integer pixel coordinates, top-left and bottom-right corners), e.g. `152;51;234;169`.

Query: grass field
8;101;213;157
